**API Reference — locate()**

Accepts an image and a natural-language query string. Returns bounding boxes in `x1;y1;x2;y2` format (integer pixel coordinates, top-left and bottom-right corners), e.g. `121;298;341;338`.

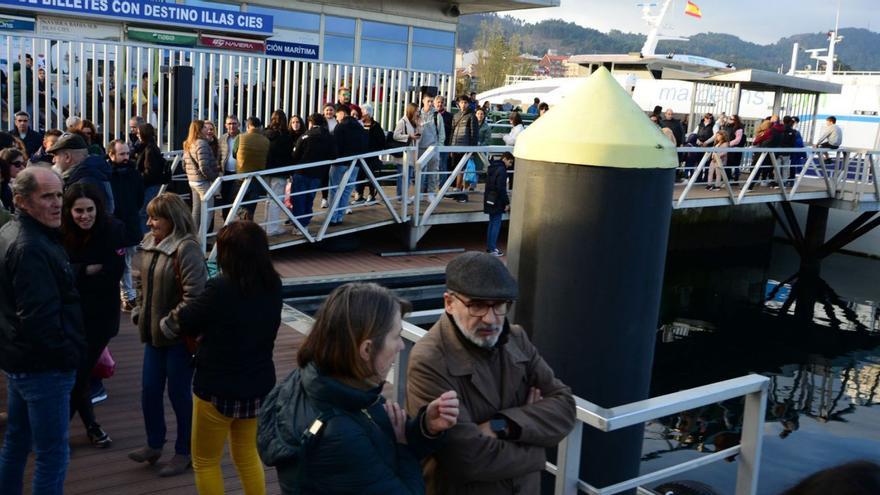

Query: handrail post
554;422;583;495
735;381;768;495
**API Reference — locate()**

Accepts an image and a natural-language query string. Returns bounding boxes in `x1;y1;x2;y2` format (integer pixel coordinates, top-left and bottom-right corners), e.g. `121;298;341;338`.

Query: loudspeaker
420;85;438;99
170;65;193;151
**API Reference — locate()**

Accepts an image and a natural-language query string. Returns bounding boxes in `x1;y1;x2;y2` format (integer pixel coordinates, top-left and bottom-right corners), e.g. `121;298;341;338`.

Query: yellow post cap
513;67;678;169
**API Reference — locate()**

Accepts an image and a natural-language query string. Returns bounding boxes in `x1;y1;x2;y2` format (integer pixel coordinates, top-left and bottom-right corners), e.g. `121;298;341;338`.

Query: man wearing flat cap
406;252;575;495
49;132;115;214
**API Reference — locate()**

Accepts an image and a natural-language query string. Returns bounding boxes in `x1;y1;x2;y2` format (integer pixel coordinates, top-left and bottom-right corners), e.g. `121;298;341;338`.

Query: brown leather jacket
406;313;576;495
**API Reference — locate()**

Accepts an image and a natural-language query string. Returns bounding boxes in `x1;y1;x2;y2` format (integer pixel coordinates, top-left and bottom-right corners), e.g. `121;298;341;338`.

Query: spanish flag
684;0;702;18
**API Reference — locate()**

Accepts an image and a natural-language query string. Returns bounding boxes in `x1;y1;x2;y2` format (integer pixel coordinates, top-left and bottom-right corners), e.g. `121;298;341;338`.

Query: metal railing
278;304;770;495
0;32;453;150
673;146;880;208
163;144;880;254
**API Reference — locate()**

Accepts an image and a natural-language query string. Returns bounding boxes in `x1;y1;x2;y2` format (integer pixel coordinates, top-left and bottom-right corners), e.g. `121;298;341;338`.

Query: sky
504;0;880;45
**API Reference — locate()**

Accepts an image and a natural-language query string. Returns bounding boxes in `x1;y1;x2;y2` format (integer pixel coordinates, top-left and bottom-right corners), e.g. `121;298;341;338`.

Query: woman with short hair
176;221;281;494
129;192;207;477
258;283;459;494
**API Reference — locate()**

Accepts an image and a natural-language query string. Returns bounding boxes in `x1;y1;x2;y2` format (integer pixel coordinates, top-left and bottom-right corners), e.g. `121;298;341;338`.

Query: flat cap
47;133;88;153
445;251;518;300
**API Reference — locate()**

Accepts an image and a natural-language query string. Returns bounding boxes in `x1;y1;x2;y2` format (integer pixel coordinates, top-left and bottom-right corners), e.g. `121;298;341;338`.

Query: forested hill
458;14;880;71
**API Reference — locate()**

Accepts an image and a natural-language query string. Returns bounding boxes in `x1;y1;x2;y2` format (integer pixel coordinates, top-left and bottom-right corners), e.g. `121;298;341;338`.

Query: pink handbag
92;347;116;379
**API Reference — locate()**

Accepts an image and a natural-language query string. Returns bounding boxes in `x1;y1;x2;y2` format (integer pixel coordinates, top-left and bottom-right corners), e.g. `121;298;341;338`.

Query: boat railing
383;308;772;495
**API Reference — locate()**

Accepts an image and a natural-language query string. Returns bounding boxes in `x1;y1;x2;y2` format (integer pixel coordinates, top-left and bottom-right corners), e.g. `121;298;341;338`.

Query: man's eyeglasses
450;293;512;317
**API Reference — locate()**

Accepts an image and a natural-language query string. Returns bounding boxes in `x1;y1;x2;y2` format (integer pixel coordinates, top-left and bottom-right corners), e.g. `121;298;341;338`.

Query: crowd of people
651;106;844;189
0;89;877;495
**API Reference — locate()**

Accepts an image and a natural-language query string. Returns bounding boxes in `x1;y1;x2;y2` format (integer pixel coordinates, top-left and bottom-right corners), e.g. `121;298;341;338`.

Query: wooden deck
0;314;305;495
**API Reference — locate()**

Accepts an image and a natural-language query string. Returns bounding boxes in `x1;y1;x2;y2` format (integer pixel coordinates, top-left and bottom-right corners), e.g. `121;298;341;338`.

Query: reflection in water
646;272;880;470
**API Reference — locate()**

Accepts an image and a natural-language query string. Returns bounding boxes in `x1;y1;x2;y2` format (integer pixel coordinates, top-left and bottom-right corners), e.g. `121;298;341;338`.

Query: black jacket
292;126;337;180
266;128;295;170
137;142;168;187
438;110;453;145
64;219;126;343
177;275;281;401
63;155;116;214
0;182;11;212
0;214;86;372
483;161;510;215
14;128;42;156
660;118;684;146
333;117;369;159
364;120;386;169
258;363;443;494
109;160;146;246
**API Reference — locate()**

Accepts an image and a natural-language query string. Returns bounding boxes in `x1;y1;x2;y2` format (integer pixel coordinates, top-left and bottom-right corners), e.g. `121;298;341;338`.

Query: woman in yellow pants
170;221;282;493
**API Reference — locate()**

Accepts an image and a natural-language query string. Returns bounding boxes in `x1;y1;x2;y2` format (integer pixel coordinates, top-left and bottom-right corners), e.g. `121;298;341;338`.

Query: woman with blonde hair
129;192;207;477
182;120;219;229
707;131;729;191
392;103;420;200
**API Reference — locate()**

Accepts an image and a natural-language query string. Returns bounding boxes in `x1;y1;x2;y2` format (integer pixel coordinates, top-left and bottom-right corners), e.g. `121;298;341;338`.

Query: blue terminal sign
0;0;273;36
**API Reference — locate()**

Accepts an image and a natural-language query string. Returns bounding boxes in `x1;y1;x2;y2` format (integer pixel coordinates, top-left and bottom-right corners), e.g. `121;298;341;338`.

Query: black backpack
780;128;798;149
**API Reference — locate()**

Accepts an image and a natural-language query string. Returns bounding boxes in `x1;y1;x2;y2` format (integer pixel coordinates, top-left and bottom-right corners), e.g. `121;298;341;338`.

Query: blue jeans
292;174;322;227
329;164;359;223
140;184;161;234
141;343;193;455
487;212;503;252
0;370;76;495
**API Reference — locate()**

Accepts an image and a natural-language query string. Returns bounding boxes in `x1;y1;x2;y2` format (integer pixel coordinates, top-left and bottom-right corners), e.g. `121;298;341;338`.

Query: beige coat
406;313;576;495
133;232;207;347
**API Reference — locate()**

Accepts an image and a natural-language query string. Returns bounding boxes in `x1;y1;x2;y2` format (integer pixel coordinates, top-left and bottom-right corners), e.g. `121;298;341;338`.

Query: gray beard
451;312;501;349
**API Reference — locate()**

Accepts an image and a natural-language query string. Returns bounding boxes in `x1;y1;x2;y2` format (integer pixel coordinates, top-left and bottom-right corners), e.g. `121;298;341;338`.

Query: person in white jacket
502;111;524;147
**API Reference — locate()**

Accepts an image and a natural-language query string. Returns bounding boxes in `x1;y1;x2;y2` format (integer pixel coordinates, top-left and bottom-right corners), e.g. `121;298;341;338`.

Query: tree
471;20;530;92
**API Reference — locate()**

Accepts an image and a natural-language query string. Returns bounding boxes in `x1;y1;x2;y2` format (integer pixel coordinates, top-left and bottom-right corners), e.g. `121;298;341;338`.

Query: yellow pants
192;396;266;495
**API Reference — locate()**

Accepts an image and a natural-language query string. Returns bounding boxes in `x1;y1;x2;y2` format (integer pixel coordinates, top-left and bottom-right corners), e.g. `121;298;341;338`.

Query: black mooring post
506;68;679;490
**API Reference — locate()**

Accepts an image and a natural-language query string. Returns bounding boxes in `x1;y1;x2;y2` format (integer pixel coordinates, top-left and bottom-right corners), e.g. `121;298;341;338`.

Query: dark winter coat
450;109;478;147
137;142;168;187
109;159;146;247
292;126;337;180
63;154;116;215
0;213;86;372
483;161;509;215
333;116;369;159
266;128;295;170
176;275;281;401
64;219;126;343
364;120;386;170
258;362;443;495
14;128;42;156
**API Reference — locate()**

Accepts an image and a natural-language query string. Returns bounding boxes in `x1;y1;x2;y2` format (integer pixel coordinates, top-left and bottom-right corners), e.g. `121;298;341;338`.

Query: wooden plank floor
0;314;304;495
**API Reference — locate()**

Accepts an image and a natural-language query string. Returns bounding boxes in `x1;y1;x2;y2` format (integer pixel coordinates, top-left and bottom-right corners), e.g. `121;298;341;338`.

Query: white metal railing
278;304;769;495
168;144;880;254
673;146;880;208
0;32;453;150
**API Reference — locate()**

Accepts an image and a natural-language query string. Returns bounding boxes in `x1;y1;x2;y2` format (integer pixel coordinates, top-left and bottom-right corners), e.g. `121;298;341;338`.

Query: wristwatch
489;417;509;439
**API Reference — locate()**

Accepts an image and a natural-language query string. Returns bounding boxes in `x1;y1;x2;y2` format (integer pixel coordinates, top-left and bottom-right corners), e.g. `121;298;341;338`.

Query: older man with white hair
354;103;387;203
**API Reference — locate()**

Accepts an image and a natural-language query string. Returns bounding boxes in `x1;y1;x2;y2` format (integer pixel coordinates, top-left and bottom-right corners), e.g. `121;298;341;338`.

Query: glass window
413;28;455;47
184;0;238;10
325;16;355;35
324;35;354;63
360;39;407;68
411;46;454;73
246;6;320;31
361;21;407;42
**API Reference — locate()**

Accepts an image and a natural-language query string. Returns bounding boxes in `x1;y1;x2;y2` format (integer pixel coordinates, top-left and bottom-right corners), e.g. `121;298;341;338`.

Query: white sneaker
321;199;328;208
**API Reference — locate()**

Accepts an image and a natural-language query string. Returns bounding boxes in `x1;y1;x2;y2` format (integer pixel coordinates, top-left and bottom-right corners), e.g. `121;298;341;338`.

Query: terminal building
0;0;556;148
